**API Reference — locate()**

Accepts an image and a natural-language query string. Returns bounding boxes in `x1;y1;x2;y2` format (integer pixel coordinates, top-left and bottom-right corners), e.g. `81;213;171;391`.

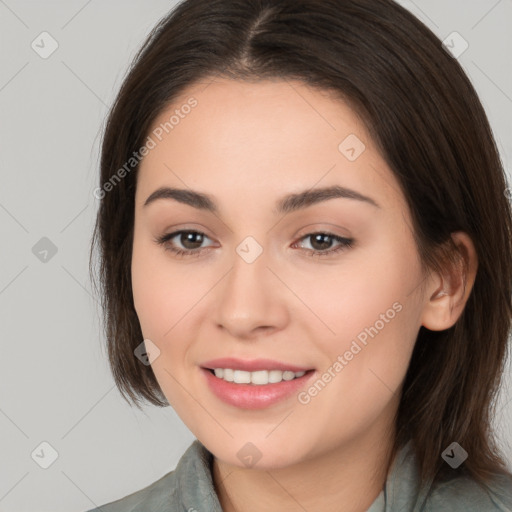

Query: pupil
311;234;331;250
182;232;203;249
179;233;333;251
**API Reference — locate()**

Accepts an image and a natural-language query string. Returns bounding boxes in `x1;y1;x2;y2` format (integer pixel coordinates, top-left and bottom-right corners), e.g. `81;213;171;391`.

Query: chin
201;433;313;471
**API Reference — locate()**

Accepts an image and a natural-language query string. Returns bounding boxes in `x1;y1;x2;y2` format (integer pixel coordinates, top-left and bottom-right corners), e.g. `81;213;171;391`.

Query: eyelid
155;227;354;259
294;222;352;239
291;231;354;257
159;229;216;248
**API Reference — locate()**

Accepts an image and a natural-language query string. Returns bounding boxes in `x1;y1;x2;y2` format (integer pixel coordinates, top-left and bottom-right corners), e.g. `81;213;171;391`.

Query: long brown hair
89;0;512;490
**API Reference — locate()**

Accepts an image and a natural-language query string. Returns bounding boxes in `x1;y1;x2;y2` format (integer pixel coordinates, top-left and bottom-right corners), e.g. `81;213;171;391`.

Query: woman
87;0;512;510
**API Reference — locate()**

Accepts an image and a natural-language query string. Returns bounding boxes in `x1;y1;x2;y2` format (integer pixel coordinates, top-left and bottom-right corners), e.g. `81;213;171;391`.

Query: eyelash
154;230;354;259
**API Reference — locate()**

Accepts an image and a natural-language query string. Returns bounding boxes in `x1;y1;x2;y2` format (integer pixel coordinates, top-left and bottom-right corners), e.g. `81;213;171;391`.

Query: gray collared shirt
85;439;512;511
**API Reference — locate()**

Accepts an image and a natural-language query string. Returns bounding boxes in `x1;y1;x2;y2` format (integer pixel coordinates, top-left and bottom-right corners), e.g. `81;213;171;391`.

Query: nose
213;246;289;339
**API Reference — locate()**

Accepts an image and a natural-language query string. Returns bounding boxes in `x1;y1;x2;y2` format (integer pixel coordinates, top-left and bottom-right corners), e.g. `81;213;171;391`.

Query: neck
212;427;397;512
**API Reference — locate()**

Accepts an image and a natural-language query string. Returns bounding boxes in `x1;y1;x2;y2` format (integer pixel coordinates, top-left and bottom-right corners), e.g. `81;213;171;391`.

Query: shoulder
83;439;217;512
83;468;179;512
385;441;512;512
424;472;512;512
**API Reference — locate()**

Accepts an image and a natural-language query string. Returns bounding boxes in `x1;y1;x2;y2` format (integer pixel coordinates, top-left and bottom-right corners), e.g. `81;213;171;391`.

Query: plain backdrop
0;1;511;511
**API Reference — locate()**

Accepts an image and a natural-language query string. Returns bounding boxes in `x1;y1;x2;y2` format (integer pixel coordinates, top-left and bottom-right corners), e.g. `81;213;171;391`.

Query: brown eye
177;231;205;250
294;232;354;257
154;230;354;259
309;233;335;251
155;230;213;257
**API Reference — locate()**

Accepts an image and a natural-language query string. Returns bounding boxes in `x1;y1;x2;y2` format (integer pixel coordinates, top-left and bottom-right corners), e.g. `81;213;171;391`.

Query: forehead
136;78;406;215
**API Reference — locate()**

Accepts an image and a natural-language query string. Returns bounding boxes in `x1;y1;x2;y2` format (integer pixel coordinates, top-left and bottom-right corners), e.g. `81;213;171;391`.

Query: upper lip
200;357;313;373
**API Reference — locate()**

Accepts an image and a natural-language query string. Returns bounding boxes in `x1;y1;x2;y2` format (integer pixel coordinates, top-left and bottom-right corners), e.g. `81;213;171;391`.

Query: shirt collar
174;438;430;512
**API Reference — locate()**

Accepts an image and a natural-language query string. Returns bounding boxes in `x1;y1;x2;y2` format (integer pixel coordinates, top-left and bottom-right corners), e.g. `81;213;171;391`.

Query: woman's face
131;78;432;468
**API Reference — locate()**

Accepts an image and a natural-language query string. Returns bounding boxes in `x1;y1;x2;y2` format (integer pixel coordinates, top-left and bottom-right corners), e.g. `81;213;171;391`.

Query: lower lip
200;367;315;410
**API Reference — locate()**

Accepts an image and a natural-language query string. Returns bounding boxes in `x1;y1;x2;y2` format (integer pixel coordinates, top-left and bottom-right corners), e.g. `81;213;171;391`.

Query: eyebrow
143;185;380;214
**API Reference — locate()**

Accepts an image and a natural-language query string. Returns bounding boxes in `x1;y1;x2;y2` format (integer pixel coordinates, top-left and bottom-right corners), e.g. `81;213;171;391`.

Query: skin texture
131;78;478;512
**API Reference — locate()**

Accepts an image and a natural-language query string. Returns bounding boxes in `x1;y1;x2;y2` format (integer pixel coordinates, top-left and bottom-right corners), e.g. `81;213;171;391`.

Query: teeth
212;368;307;385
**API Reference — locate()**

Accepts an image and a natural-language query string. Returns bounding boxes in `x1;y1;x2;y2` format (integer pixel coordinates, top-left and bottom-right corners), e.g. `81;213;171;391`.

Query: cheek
307;239;422;389
131;235;190;339
131;239;196;405
296;279;418;447
303;244;417;339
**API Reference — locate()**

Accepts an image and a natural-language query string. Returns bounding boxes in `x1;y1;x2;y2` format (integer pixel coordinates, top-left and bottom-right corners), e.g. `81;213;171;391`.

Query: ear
420;231;478;331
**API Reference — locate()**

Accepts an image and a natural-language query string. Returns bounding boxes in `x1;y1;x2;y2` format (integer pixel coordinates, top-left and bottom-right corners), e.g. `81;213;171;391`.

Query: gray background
0;1;511;511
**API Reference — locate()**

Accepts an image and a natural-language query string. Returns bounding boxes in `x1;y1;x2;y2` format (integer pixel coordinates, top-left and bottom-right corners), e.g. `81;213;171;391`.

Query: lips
200;357;313;373
200;366;316;409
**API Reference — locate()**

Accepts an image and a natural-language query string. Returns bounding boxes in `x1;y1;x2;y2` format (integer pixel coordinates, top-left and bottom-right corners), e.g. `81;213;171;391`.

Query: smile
209;368;307;385
200;367;316;409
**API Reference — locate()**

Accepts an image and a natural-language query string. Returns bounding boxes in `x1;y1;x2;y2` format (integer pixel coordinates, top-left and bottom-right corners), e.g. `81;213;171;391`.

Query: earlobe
420;232;478;332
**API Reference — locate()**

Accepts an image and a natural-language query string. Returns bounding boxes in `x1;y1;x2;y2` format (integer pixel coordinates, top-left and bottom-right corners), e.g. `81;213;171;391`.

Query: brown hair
89;0;512;491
